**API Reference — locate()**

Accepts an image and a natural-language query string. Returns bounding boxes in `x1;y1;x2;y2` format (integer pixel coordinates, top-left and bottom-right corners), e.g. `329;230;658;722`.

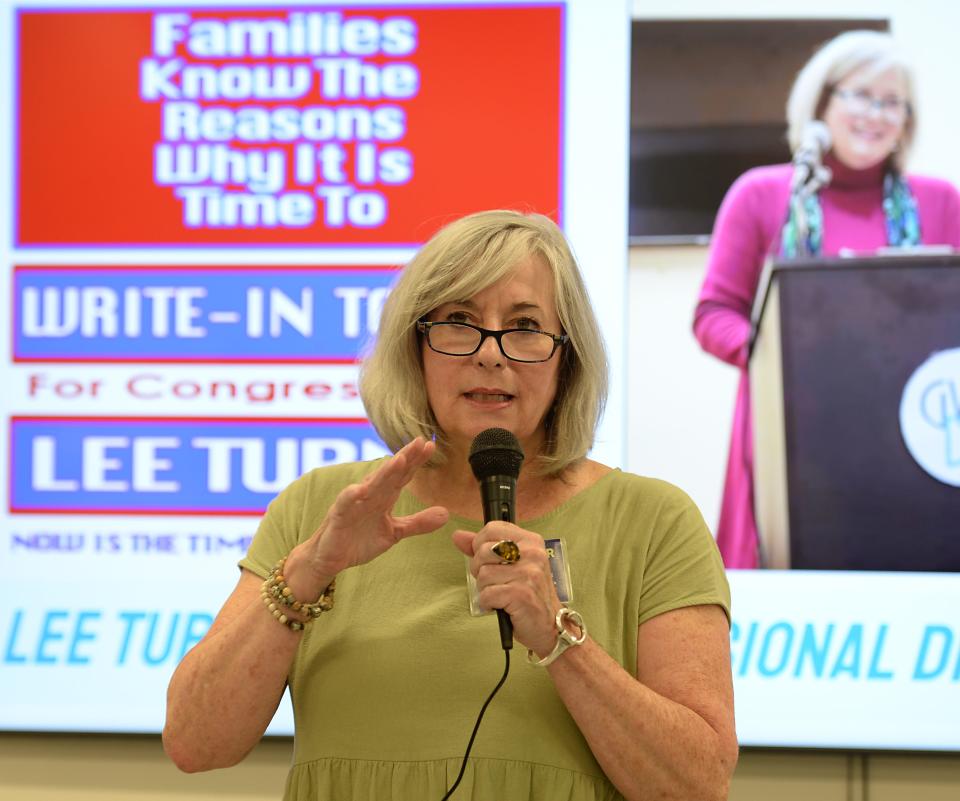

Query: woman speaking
694;30;960;569
164;210;737;800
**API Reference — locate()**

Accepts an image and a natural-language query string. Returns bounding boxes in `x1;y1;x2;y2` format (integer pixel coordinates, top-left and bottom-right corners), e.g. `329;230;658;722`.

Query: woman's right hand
164;444;444;772
282;438;449;599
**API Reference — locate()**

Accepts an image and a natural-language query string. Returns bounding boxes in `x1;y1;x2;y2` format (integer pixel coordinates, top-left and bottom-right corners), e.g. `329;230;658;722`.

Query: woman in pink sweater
694;30;960;569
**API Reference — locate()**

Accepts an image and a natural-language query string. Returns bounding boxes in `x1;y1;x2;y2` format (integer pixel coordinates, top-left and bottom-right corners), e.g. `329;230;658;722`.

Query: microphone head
801;120;832;154
468;428;524;480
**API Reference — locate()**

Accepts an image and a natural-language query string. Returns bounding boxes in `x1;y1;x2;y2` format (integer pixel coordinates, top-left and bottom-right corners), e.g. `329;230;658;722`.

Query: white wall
627;247;736;526
627;0;960;531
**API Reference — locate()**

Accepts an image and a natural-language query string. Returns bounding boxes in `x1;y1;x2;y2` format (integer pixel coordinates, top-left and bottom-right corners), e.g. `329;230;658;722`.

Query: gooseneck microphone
468;428;524;651
791;120;832;195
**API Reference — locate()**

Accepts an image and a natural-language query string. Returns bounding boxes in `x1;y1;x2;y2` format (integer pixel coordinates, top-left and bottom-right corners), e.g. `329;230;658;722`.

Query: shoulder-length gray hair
786;30;916;171
359;210;608;475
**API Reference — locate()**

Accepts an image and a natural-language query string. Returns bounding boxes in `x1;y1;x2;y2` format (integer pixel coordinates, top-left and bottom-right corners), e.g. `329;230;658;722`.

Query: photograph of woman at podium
692;29;960;569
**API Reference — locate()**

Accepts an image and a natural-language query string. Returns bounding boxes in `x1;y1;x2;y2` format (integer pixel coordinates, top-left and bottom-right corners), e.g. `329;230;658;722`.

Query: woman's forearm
163;440;446;773
692;300;752;369
549;634;737;801
162;575;302;772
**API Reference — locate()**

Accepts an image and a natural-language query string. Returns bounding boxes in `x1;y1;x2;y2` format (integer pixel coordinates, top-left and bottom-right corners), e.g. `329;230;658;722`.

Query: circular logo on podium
900;347;960;487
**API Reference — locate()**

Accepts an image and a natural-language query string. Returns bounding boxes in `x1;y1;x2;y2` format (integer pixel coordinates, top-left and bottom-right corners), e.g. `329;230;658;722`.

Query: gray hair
786;30;916;171
359;210;608;475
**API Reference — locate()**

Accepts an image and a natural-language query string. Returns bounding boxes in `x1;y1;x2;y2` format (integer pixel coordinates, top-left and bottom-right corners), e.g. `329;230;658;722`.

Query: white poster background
730;570;960;750
9;0;959;754
0;0;629;737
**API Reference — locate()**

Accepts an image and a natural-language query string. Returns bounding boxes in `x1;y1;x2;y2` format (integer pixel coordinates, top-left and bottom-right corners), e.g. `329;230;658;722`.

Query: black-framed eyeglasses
416;320;568;363
832;88;909;123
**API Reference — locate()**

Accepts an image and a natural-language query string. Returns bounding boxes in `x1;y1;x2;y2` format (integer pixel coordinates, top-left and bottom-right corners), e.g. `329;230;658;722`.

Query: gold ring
492;540;520;564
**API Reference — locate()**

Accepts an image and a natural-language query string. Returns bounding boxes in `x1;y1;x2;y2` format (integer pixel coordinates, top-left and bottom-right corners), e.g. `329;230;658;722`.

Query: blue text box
10;417;388;514
13;267;397;362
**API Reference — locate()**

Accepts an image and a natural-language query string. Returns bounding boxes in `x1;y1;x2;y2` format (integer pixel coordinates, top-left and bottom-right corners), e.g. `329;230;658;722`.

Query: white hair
359;210;608;476
786;30;916;171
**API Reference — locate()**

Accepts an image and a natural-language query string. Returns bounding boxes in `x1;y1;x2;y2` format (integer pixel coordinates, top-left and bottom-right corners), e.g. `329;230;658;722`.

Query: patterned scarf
780;171;921;258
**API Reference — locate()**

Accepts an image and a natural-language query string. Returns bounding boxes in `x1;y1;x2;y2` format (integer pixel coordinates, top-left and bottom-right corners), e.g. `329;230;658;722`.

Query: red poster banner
16;5;563;247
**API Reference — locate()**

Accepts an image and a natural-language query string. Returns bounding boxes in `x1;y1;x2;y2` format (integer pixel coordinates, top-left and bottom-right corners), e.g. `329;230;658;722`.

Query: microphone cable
439;648;511;800
441;428;523;798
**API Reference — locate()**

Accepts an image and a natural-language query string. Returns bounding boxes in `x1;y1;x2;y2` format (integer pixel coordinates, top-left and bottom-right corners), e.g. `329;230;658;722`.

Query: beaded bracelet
261;557;336;632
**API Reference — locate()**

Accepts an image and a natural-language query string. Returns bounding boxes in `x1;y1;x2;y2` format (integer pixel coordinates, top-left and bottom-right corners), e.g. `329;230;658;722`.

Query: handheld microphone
468;428;524;651
791;121;832;194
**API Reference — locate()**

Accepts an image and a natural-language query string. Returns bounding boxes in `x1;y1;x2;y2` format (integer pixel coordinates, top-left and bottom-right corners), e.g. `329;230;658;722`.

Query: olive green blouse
240;460;730;800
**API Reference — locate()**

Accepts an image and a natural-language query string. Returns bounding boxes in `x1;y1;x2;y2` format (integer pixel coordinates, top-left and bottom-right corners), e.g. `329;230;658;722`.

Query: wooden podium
749;253;960;571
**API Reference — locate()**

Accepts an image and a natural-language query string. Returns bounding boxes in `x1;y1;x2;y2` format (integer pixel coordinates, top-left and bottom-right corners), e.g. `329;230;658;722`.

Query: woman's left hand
452;522;563;657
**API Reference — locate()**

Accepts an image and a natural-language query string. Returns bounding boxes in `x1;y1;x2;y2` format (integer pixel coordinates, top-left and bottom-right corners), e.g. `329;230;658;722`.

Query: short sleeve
637;486;731;626
238;475;312;578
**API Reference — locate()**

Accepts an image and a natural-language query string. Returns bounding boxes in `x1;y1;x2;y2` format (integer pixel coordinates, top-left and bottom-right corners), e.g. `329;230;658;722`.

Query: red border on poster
16;5;564;247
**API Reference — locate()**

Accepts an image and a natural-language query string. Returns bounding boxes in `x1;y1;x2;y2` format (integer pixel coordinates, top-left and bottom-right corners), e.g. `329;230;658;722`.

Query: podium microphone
468;428;524;651
791;120;832;195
